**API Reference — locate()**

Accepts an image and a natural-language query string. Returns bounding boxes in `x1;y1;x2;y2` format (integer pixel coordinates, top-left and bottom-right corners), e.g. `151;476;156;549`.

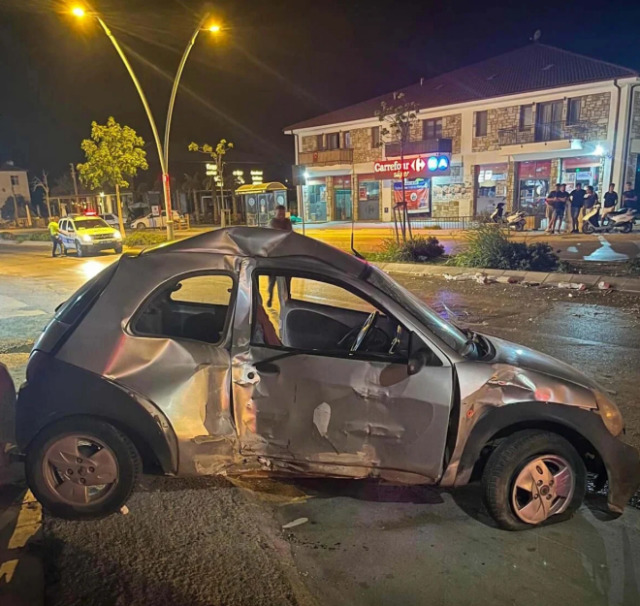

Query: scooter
582;203;635;234
490;204;527;231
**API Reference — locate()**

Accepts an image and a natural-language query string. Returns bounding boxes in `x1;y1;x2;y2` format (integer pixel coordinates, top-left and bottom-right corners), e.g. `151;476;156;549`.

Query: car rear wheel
26;417;141;520
135;223;146;230
482;430;586;531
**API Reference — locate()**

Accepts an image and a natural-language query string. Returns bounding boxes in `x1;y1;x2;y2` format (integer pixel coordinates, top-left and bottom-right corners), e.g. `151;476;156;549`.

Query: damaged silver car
5;227;640;530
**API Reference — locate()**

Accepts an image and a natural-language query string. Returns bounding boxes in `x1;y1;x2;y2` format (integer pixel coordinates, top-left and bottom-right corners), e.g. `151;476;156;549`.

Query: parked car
130;210;184;230
58;215;123;256
3;228;639;528
99;213;120;229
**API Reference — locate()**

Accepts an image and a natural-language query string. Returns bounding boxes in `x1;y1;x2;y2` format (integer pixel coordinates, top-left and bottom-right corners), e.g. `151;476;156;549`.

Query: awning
235;182;287;194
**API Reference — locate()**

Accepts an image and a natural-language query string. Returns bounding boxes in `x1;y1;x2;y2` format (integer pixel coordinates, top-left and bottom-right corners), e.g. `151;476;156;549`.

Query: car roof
145;227;369;277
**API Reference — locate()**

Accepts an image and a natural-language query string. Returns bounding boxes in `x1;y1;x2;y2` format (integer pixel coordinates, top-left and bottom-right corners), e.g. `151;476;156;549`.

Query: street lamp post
71;6;219;241
163;12;212;240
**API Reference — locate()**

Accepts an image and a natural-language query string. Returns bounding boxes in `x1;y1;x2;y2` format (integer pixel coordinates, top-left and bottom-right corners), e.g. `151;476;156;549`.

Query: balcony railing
498;120;603;146
298;148;353;166
385;138;452;158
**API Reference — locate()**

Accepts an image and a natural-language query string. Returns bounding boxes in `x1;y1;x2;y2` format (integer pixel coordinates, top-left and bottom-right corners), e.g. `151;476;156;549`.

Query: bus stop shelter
236;182;287;227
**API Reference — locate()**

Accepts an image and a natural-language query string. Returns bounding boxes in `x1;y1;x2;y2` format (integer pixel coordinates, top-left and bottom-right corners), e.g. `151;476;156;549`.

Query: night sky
1;0;640;185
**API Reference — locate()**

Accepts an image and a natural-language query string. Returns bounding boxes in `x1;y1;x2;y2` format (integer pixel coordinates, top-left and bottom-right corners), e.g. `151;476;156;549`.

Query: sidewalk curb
373;262;640;295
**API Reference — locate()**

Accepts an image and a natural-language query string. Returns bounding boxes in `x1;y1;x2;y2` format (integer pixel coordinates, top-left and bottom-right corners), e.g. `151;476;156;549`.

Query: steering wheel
336;311;379;353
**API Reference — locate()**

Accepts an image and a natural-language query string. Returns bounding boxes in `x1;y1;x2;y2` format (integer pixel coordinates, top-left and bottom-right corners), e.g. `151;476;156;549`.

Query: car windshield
74;218;109;229
366;266;471;354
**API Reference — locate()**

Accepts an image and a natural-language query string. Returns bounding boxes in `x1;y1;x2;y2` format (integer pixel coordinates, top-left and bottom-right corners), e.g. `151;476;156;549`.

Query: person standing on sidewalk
569;182;586;234
47;218;62;257
602;183;618;223
267;204;293;307
549;184;569;234
622;182;638;211
545;184;562;233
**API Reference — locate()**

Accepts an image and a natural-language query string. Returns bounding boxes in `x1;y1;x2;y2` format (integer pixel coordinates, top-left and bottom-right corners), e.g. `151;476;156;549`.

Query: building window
10;175;19;186
567;98;581;124
475;111;488;137
316;134;324;151
326;133;340;150
344;131;352;149
371;126;381;148
423;118;442;140
520;105;533;131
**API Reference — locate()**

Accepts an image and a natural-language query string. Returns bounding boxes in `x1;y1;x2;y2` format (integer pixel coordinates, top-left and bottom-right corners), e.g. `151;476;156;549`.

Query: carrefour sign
373;154;451;179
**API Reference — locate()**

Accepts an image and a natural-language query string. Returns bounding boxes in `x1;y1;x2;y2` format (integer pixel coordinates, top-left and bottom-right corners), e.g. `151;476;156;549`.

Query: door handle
255;361;280;376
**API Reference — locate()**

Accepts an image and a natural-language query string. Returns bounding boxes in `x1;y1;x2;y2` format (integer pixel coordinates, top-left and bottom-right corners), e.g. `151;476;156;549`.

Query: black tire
114;244;123;254
515;222;524;232
621;223;633;234
482;430;586;531
25;417;141;520
582;222;595;234
135;223;146;230
76;241;85;257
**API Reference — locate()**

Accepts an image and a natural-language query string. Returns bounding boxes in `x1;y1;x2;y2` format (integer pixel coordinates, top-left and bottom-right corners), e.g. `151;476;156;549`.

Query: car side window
133;273;235;345
252;272;410;358
68;221;75;232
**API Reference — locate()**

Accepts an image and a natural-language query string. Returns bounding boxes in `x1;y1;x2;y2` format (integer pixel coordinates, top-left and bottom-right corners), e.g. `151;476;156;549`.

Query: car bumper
601;434;640;513
87;240;121;251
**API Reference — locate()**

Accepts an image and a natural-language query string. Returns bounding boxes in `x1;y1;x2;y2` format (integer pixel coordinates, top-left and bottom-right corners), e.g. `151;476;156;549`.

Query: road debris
120;505;129;515
598;281;612;290
282;517;309;530
496;275;520;284
557;282;587;291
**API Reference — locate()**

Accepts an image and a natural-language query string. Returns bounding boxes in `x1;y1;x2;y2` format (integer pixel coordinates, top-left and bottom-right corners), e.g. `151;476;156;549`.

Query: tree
375;93;420;243
77;116;148;234
188;139;233;226
32;172;52;218
182;172;201;222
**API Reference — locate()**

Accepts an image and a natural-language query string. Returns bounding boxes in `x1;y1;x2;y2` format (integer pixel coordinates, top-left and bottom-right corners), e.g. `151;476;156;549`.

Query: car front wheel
26;417;141;520
482;430;586;531
135;223;146;230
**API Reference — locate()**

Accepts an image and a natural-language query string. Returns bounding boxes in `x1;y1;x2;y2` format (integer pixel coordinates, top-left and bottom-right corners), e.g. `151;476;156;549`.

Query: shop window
520;105;533;131
10;175;19;186
371;126;381;148
344;131;352;149
475;111;488;137
567;98;582;125
134;273;234;345
423;118;442;140
326;133;340;150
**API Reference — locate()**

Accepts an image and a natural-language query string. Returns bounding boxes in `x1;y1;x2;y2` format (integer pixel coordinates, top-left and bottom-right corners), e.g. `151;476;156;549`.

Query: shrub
453;224;558;271
0;231;50;242
367;236;445;263
123;231;168;247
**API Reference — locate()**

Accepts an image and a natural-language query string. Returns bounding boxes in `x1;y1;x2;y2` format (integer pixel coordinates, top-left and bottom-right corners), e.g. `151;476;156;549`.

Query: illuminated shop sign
373;154;451;179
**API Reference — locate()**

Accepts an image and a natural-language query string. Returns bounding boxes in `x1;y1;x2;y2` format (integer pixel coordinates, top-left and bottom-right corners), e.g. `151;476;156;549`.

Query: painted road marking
7;490;42;550
0;559;18;583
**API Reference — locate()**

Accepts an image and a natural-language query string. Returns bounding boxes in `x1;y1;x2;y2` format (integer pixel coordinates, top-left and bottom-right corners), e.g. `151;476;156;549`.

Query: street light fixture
68;5;220;241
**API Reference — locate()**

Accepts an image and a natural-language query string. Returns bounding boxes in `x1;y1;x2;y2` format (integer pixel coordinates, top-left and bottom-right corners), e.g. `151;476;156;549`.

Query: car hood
483;334;600;392
79;228;116;236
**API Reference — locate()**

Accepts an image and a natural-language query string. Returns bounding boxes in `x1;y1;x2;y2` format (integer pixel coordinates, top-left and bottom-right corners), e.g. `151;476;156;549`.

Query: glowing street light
208;24;221;33
71;6;86;18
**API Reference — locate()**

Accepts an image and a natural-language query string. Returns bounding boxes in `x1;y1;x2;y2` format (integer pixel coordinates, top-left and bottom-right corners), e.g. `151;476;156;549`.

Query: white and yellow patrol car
58;213;123;257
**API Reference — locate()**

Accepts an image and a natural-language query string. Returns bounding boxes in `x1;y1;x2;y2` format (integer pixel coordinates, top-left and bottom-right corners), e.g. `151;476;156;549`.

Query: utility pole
70;163;80;209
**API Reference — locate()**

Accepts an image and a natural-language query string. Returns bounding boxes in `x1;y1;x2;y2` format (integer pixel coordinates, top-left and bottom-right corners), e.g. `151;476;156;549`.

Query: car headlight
81;234;92;243
113;230;122;240
595;390;624;436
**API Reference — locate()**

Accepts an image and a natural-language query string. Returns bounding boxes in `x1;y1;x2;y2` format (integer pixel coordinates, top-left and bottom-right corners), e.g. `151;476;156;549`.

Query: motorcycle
490;204;526;231
582;203;635;234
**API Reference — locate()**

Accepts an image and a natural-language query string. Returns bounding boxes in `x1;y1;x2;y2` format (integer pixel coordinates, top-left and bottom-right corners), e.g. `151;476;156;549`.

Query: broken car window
134;273;234;345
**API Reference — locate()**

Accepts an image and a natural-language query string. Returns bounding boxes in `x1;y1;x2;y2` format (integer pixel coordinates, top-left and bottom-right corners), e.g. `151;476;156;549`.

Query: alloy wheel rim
43;435;119;506
511;454;575;524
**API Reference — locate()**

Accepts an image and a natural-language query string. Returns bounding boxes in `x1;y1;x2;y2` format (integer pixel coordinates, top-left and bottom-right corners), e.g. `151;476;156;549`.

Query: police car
58;213;123;257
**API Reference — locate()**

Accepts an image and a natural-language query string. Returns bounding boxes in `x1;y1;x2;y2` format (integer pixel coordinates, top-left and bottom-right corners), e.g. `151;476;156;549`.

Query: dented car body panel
13;227;640;513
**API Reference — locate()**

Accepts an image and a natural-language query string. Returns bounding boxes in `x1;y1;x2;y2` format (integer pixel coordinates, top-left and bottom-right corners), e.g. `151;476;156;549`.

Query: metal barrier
408;215;482;230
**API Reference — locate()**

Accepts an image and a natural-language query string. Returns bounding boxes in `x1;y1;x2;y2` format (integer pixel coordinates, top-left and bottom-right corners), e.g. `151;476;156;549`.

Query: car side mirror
407;350;428;376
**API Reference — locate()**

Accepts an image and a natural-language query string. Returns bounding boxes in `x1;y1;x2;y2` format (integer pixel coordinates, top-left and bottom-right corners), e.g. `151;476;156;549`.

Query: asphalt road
1;245;640;605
